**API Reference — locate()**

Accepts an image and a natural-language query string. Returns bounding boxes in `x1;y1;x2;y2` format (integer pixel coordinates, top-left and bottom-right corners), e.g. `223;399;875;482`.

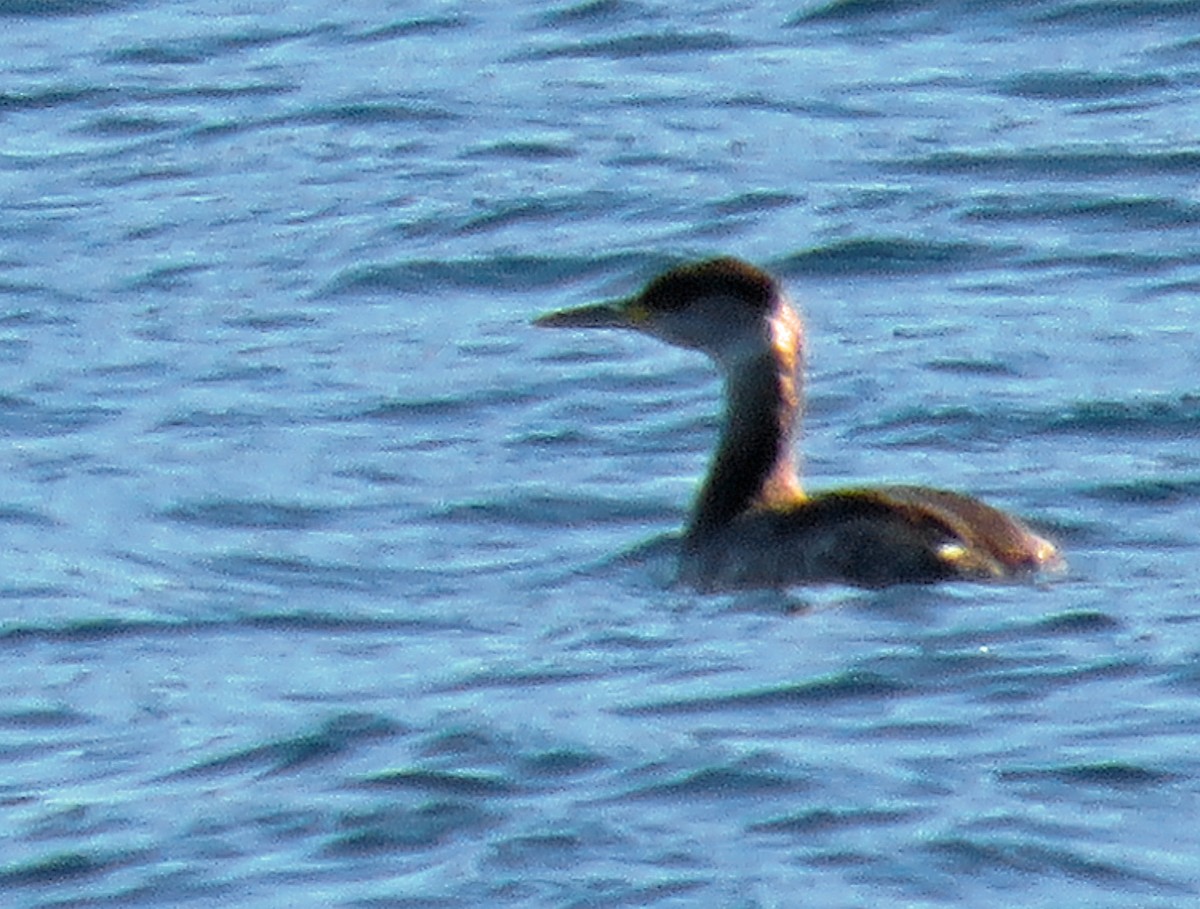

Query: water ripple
160;499;341;531
618;759;811;801
168;714;403;780
925;835;1191;894
0;0;132;16
340;14;469;43
321;253;646;295
324;801;497;855
857;395;1200;446
0;395;118;438
1037;1;1200;28
537;0;648;29
749;804;919;834
779;238;1011;276
514;30;743;61
103;25;334;65
0;706;89;729
975;195;1200;231
354;768;518;797
894;148;1200;179
997;761;1176;789
0;851;133;889
620;670;909;716
999;70;1174;100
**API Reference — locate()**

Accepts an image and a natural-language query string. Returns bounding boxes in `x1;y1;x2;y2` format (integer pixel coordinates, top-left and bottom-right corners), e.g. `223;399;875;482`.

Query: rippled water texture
2;0;1200;906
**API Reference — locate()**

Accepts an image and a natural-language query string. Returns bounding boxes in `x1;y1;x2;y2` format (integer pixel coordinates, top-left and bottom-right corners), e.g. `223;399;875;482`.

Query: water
2;0;1199;905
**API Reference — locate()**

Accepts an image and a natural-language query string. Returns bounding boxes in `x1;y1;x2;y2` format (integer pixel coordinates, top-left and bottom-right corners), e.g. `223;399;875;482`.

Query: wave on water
791;0;1200;29
619;669;910;715
0;611;473;645
779;238;1011;276
536;0;654;29
321;253;651;296
0;0;132;16
436;491;673;528
512;30;745;61
922;835;1189;895
323;801;499;856
964;194;1200;230
617;759;812;801
166;712;404;779
1081;477;1200;504
997;70;1174;101
997;761;1176;788
159;499;343;531
324;238;1020;299
857;394;1200;445
1036;0;1200;27
0;395;118;438
892;148;1200;179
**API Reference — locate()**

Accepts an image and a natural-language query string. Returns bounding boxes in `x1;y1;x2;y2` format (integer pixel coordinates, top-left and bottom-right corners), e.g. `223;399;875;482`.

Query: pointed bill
533;298;645;330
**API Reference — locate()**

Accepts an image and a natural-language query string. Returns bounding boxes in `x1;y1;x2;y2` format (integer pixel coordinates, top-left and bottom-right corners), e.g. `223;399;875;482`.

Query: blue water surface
2;0;1200;906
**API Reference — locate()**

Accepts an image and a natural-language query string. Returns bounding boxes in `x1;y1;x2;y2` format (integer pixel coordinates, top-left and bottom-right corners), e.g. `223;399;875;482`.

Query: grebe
534;257;1060;589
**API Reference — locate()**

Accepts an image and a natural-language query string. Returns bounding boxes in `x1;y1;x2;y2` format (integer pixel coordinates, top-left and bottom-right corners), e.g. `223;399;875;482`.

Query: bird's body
535;257;1060;589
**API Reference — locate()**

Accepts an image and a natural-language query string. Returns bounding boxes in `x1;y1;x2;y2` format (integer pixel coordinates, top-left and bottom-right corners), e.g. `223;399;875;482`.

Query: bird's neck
687;309;804;538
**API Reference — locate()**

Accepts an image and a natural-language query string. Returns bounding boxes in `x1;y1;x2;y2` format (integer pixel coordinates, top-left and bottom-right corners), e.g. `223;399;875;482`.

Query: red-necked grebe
534;257;1060;589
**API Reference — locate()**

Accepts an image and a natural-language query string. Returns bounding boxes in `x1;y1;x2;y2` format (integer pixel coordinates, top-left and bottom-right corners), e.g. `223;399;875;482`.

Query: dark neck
686;345;802;539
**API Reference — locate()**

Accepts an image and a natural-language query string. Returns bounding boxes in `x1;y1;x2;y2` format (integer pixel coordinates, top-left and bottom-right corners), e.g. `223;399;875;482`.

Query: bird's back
680;486;1059;590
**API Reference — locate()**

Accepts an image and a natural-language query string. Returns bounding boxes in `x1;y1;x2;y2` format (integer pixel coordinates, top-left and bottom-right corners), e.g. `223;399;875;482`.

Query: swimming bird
534;257;1060;589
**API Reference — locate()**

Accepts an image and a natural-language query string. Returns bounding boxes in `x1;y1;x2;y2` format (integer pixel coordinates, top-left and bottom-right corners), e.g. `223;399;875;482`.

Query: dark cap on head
638;257;779;314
